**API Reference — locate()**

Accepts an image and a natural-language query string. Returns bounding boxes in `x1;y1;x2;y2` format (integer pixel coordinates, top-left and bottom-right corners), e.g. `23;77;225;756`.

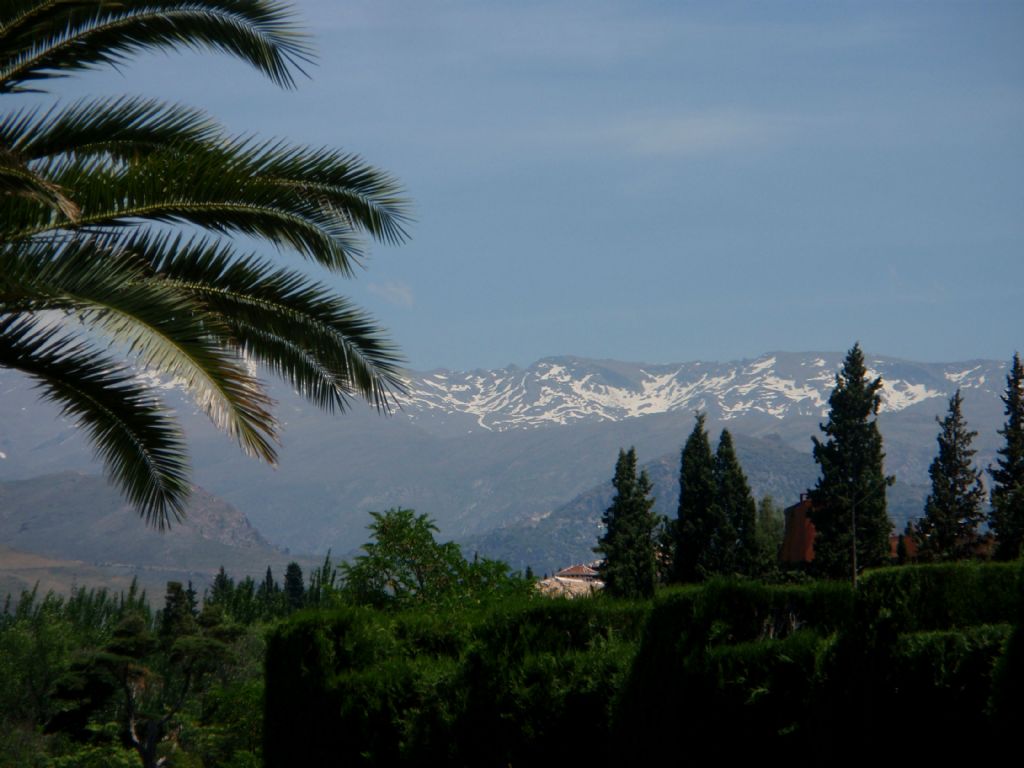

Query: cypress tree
595;447;658;598
673;413;723;582
990;352;1024;560
714;429;757;575
915;389;985;561
809;343;894;581
284;562;305;611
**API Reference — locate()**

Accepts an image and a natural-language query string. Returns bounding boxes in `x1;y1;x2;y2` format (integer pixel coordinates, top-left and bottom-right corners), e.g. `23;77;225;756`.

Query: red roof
555;563;600;579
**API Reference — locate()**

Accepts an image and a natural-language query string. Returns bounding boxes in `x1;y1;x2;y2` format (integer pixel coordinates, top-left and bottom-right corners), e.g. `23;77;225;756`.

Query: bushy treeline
0;579;268;768
265;561;1023;764
0;510;532;768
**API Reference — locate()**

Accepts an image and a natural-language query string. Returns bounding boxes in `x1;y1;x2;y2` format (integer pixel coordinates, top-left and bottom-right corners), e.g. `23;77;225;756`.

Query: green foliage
754;495;785;576
595;447;658;599
990;352;1024;559
0;0;409;525
264;562;1020;758
283;563;305;611
854;561;1021;632
810;343;894;580
340;508;529;610
158;580;197;645
0;575;266;767
264;598;650;766
915;389;986;560
674;413;725;582
673;418;763;582
715;429;759;576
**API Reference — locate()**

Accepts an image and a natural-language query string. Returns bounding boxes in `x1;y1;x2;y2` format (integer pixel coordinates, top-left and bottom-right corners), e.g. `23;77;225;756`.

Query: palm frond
8;138;410;274
135;232;408;411
0;96;219;161
0;0;313;93
0;144;78;218
0;313;190;528
1;234;280;463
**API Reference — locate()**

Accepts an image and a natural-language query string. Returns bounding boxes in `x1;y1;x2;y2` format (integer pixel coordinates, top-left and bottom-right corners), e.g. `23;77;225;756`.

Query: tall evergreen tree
915;389;985;561
989;352;1024;560
595;447;658;599
284;562;305;611
673;413;726;582
809;344;894;581
714;429;757;575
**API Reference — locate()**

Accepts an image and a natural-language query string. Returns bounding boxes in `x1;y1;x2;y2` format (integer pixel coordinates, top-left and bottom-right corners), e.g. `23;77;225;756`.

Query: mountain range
0;350;1011;577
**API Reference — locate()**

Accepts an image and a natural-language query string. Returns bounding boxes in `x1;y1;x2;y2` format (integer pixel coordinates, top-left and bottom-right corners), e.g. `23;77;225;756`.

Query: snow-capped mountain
0;350;1011;560
397;352;1005;431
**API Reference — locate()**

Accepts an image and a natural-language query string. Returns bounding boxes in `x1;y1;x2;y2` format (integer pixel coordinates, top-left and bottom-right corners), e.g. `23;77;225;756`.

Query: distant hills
0;472;302;598
0;351;1010;578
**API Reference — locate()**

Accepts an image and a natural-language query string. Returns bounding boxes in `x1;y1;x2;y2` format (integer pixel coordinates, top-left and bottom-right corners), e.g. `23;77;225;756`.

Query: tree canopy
340;508;528;609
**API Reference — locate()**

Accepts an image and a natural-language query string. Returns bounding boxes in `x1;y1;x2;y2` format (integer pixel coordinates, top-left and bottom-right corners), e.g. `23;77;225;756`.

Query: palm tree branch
143;236;408;410
0;96;220;161
9;145;407;273
0;146;78;218
0;1;314;92
0;313;190;528
1;235;280;463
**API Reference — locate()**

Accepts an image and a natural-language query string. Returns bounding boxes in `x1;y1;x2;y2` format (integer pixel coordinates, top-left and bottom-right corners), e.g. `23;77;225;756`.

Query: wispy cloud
609;110;803;157
368;280;415;307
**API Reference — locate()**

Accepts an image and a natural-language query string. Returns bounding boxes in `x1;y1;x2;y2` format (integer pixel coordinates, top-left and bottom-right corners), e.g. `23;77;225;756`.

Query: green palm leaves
0;1;411;527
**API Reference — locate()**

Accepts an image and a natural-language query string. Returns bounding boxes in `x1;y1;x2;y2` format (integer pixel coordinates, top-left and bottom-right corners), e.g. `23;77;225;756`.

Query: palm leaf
135;232;408;411
1;234;279;463
0;0;313;92
0;313;190;528
0;144;78;218
0;96;219;161
8;138;410;274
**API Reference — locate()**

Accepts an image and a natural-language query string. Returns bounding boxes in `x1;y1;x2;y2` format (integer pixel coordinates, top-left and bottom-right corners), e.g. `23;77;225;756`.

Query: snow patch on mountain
395;353;1005;432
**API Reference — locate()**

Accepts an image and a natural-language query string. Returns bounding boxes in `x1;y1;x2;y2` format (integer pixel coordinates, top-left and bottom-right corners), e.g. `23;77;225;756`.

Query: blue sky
51;1;1024;370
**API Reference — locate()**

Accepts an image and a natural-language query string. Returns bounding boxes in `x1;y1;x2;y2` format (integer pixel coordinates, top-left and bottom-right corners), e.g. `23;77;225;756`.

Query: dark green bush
856;561;1020;632
265;565;1021;762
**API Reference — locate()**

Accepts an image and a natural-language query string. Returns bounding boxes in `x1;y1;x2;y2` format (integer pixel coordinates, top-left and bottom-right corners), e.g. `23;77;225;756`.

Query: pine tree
990;352;1024;560
673;413;726;582
809;344;894;581
595;447;658;599
915;389;985;561
715;429;758;576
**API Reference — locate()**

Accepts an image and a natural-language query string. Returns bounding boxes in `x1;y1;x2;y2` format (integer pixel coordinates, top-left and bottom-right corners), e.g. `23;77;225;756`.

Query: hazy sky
48;1;1024;370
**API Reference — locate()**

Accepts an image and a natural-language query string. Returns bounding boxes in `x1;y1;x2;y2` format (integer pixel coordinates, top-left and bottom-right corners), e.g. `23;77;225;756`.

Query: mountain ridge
0;350;1010;558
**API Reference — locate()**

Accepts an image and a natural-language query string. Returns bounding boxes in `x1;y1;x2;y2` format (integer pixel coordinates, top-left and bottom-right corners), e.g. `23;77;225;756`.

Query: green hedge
263;598;650;766
855;561;1021;632
265;564;1022;762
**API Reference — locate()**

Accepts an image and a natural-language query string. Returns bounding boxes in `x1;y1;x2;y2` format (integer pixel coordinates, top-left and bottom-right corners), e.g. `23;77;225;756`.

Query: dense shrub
265;564;1021;761
855;561;1020;632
